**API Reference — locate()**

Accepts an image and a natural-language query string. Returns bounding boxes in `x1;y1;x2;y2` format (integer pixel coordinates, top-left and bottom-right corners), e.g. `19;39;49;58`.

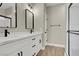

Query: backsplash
0;28;4;33
0;28;4;37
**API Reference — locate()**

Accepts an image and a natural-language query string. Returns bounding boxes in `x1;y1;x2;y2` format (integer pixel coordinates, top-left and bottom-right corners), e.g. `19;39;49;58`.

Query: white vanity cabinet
0;37;32;56
0;33;42;56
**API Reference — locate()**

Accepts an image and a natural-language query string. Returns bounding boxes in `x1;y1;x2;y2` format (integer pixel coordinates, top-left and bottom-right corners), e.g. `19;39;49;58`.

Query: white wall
47;4;66;47
33;3;45;32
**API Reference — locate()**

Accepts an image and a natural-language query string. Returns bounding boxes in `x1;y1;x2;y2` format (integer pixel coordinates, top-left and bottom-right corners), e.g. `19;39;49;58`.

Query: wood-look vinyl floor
37;46;64;56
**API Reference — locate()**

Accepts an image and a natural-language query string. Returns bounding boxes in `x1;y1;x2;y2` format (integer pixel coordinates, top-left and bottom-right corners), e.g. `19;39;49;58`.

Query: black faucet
4;29;10;37
30;29;34;33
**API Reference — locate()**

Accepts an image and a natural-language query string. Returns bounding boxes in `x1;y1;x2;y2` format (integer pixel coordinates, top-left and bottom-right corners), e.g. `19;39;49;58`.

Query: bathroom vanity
0;3;43;56
0;32;42;56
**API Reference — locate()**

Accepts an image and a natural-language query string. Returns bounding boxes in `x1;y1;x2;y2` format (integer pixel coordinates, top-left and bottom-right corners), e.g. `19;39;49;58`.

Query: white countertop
0;32;42;46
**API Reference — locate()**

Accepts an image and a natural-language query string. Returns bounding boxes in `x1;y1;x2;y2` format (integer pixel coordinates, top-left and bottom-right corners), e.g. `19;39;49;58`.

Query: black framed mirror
0;3;17;28
25;9;34;30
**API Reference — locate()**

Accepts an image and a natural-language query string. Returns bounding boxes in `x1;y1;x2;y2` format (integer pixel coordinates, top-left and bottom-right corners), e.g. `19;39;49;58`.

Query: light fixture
0;3;2;7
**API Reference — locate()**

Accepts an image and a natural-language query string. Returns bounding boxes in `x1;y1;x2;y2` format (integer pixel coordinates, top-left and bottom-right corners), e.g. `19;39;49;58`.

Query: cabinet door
8;39;32;56
7;50;20;56
0;38;32;56
21;39;32;56
35;39;42;55
0;39;28;55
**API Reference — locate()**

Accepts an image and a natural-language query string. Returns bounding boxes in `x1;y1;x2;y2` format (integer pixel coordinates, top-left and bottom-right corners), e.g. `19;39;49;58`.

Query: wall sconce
0;3;2;7
28;3;34;9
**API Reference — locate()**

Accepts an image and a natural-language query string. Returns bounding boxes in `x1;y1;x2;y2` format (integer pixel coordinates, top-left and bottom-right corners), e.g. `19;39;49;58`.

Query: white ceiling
45;3;65;7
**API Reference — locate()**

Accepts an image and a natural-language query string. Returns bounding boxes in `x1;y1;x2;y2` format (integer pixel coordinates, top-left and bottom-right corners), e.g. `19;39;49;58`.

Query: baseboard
47;43;65;48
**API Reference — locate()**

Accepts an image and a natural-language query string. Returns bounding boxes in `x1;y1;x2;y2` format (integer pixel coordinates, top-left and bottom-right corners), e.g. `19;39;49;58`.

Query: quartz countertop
0;32;42;46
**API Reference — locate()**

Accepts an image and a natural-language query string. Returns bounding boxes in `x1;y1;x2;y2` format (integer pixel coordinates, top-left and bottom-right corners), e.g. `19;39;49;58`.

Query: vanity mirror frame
25;9;34;30
0;3;17;28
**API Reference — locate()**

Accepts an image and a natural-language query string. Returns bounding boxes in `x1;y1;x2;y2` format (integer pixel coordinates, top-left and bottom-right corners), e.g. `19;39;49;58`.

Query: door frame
68;3;73;56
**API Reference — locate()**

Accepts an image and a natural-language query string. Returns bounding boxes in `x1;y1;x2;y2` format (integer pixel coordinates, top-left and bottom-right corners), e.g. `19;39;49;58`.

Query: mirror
0;3;17;28
25;9;34;29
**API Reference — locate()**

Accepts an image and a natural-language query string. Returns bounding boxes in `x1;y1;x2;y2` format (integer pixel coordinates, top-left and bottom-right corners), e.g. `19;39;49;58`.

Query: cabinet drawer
36;41;42;52
32;35;41;41
7;48;22;56
32;39;42;55
32;35;42;46
8;39;32;56
32;44;42;56
32;44;37;55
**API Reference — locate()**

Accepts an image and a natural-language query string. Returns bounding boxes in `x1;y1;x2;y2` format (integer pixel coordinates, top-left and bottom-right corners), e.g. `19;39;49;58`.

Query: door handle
32;38;36;40
67;30;79;33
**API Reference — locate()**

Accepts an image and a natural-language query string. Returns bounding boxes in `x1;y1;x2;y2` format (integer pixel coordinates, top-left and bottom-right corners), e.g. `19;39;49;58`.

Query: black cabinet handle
45;32;47;33
18;51;23;56
32;45;36;48
32;53;36;56
32;38;36;40
39;40;41;43
18;53;20;56
20;51;23;56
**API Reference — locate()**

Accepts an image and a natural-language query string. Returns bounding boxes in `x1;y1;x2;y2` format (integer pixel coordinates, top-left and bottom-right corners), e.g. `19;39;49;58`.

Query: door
68;3;79;56
70;32;79;56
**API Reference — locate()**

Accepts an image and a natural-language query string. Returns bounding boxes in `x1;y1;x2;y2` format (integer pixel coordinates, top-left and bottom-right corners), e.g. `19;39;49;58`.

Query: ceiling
45;3;65;7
